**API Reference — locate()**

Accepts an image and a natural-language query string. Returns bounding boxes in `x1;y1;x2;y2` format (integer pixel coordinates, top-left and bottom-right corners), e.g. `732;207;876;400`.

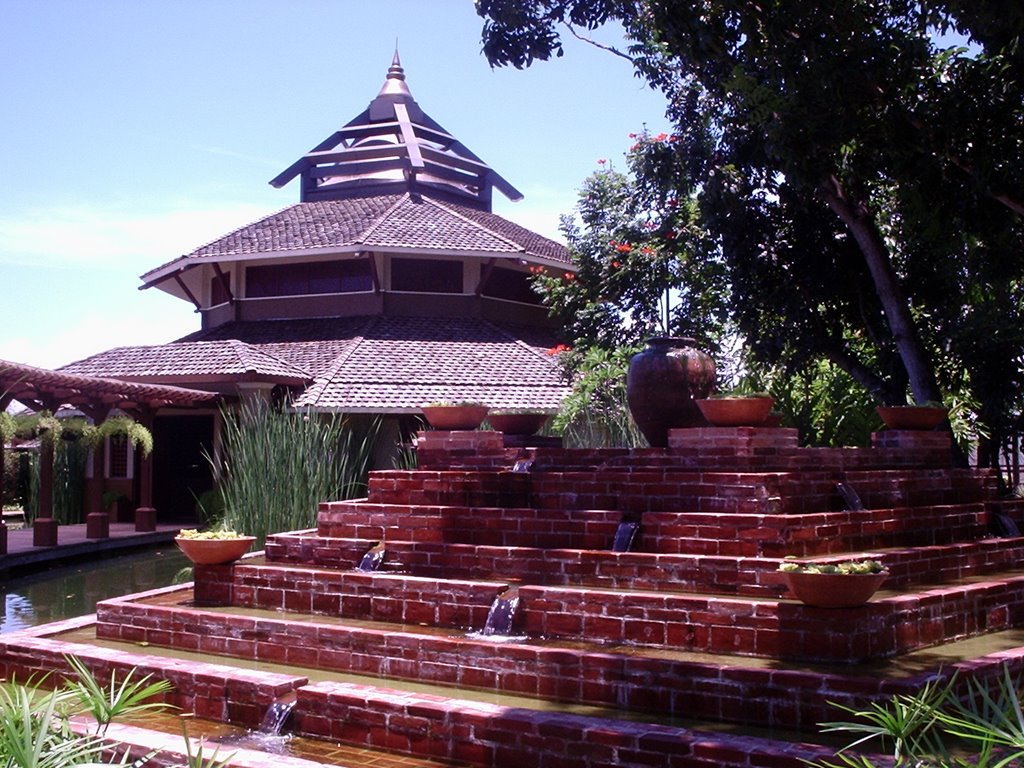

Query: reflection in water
1;546;188;634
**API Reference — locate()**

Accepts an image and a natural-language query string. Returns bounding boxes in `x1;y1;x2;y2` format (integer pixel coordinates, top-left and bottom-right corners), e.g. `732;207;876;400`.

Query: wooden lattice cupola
270;52;522;212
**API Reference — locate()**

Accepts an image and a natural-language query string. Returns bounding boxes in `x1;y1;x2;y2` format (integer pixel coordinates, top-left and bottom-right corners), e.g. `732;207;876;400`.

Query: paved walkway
1;521;182;573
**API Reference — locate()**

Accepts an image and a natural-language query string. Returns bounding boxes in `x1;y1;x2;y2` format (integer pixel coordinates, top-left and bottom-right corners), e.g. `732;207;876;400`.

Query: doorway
152;414;215;524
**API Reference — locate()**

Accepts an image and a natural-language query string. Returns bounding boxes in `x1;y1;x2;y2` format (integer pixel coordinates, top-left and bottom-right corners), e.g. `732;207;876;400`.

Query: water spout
612;521;639;552
836;483;864;511
259;698;296;735
481;586;520;636
357;542;386;572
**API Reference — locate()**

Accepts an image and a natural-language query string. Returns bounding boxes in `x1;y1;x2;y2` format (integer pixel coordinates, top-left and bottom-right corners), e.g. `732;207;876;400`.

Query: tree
536;138;729;354
478;0;1024;467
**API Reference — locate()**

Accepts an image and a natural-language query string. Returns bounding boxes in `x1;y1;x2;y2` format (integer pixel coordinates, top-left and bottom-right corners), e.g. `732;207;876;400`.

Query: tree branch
562;22;637;64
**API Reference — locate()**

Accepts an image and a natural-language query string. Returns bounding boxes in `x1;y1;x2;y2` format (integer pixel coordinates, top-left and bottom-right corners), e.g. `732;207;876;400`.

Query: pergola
0;358;219;552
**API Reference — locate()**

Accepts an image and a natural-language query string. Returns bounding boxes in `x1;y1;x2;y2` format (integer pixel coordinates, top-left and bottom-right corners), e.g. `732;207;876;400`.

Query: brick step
416;427;955;474
3;621;836;767
313;498;988;555
84;588;1024;736
367;467;991;515
316;501;622;548
192;559;1024;663
265;529;1024;597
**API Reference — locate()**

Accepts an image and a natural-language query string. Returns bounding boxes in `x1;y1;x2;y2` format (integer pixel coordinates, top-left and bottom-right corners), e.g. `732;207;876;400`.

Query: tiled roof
60;340;309;384
1;358;218;409
292;316;567;411
60;316;569;413
142;193;569;282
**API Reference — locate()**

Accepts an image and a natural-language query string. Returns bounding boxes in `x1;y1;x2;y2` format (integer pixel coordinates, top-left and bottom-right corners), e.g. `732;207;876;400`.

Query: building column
134;408;156;532
33;435;58;547
0;437;7;555
85;430;110;539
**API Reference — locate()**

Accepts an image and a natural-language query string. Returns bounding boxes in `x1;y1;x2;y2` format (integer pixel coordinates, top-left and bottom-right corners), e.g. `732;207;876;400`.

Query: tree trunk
818;176;943;406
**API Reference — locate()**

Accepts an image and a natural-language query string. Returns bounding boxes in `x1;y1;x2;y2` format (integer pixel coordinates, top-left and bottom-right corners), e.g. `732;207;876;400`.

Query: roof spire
388;44;403;79
377;46;411;100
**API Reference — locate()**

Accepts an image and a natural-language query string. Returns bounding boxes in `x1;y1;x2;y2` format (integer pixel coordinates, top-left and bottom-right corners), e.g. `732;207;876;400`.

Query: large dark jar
626;337;716;447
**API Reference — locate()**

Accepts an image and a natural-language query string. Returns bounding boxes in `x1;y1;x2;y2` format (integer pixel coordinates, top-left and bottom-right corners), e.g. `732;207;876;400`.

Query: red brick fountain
3;425;1024;767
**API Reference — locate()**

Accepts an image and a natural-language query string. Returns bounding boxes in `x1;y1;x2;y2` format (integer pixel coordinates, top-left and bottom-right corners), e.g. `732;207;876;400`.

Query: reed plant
209;399;379;545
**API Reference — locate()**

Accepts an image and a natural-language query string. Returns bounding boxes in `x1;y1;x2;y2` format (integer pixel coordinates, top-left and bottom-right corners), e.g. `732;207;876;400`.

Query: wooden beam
173;273;202;311
306;144;410;165
394;103;425;170
213;263;234;303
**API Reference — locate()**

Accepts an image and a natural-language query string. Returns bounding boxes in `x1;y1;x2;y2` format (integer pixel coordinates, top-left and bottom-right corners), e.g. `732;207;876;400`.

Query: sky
0;1;671;370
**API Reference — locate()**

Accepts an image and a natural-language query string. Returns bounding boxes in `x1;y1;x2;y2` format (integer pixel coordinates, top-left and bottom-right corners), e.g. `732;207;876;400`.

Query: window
480;266;544;305
390;258;462;293
106;434;132;479
247;259;373;298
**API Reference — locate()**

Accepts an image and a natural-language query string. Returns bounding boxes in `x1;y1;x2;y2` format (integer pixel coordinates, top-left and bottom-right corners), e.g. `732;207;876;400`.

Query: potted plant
695;391;775;427
876;401;948;430
174;528;256;565
486;409;551;436
777;558;888;608
420;401;490;430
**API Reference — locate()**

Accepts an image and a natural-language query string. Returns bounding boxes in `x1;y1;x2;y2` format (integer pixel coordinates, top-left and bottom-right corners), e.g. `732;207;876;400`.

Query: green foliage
552;346;646;448
811;666;1024;767
752;360;880;447
179;717;234;768
0;676;98;768
92;417;153;457
535;140;729;354
209;399;380;546
0;656;173;768
63;655;174;737
51;439;89;525
478;0;1024;467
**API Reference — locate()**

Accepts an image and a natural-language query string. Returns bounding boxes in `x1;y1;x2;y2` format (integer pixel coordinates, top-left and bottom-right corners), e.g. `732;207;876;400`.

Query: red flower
564;272;575;281
611;260;621;268
597;158;607;165
640;246;655;256
664;230;677;240
616;243;632;253
546;344;571;355
654;132;668;142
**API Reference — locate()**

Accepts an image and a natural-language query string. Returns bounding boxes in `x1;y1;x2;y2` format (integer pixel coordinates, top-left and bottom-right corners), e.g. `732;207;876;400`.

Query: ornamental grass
208;399;379;546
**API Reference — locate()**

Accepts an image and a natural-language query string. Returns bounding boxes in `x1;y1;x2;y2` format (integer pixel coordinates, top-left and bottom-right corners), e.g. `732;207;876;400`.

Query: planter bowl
781;570;888;608
175;536;256;565
696;396;774;427
487;412;550;436
421;404;490;431
876;406;947;430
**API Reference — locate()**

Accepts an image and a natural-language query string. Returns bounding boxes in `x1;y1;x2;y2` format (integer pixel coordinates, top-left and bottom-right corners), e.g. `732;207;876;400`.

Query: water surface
2;546;188;634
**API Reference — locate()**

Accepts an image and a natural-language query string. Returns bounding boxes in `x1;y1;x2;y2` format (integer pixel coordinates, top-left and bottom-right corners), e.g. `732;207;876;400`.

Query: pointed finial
376;47;412;100
387;45;405;81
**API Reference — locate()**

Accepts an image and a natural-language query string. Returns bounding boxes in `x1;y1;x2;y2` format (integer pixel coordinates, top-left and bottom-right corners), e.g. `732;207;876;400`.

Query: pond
1;546;189;634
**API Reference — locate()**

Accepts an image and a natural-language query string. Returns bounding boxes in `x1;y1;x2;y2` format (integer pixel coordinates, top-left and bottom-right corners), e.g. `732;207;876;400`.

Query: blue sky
0;1;670;369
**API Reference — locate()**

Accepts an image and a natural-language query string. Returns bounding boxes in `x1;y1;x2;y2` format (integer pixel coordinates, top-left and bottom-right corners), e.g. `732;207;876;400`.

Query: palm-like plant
63;655;173;736
813;666;1024;767
0;657;173;768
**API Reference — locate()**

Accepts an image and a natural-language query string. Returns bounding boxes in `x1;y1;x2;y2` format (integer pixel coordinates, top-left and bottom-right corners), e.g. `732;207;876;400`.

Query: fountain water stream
480;586;520;637
612;520;639;552
836;482;865;511
356;542;386;572
259;698;296;735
